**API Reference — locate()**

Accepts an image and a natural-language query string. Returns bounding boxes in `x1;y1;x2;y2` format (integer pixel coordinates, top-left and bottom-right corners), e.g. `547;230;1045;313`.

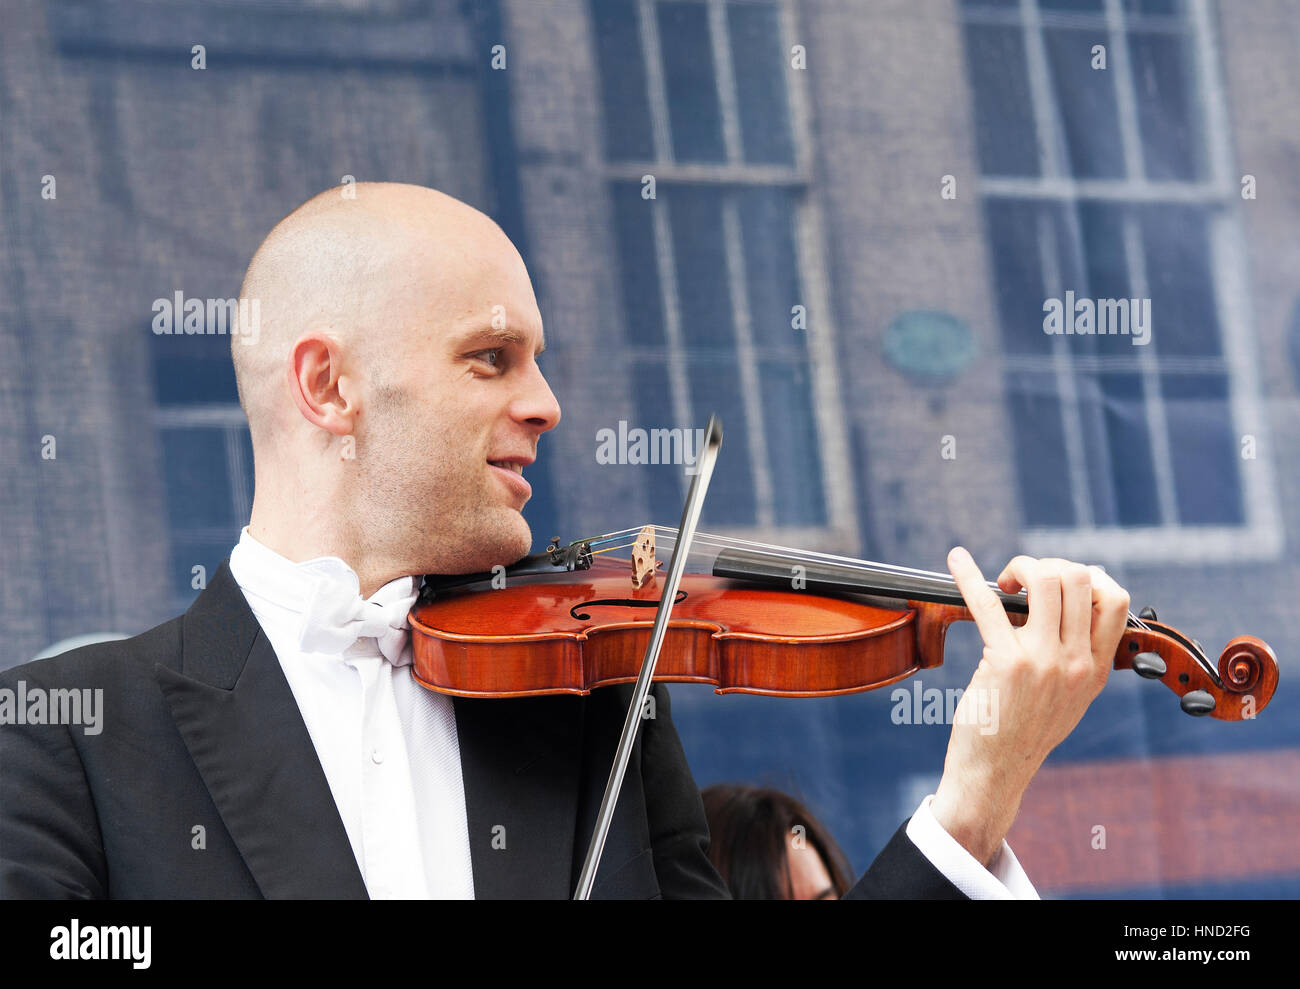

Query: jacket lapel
154;560;368;899
453;693;583;899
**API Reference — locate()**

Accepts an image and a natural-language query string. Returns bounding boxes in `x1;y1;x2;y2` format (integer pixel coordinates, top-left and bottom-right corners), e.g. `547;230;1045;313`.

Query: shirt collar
228;526;420;620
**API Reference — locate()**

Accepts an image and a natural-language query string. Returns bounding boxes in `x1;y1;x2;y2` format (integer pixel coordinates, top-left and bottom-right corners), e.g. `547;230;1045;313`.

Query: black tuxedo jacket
0;562;964;899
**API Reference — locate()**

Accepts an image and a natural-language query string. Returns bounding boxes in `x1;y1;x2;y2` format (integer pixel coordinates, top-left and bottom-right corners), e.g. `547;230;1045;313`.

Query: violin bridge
631;525;657;587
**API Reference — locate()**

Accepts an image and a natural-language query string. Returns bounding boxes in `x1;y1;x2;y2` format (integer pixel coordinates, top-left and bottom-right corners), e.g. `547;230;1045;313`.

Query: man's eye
474;349;502;367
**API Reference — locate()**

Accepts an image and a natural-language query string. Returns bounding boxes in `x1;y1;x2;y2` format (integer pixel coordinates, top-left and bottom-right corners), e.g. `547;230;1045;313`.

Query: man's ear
286;333;355;436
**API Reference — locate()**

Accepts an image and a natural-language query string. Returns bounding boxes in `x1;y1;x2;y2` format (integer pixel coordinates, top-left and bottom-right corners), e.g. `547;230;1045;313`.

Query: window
591;0;854;542
961;0;1279;561
152;333;253;610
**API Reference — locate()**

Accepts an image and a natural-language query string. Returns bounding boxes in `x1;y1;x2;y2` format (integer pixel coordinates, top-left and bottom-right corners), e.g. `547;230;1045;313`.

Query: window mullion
1104;0;1146;182
1187;0;1234;192
978;177;1224;202
1209;212;1279;542
152;405;249;429
1020;0;1066;179
1121;213;1180;527
1038;209;1094;529
722;196;777;527
777;0;813;175
794;195;857;544
707;0;744;164
649;200;697;498
638;0;674;163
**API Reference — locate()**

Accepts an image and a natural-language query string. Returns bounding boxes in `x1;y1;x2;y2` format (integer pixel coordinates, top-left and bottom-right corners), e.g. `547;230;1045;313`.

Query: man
0;183;1130;899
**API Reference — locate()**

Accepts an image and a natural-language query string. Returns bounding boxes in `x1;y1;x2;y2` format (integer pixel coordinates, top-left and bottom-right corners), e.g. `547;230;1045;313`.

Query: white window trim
966;0;1281;563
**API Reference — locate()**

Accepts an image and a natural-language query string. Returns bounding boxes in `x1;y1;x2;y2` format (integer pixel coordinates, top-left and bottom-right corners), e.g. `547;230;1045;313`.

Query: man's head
233;182;560;591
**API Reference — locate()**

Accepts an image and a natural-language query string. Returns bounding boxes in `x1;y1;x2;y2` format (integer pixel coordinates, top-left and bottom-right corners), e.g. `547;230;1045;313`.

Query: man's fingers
996;557;1024;594
1088;564;1131;667
948;547;1018;653
1059;564;1092;655
1000;555;1061;644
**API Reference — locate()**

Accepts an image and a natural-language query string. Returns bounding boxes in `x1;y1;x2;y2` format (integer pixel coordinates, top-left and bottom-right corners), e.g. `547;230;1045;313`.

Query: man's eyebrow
455;325;546;355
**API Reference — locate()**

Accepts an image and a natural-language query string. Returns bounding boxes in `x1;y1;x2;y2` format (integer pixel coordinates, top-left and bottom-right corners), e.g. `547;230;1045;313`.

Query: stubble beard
450;495;533;574
364;439;534;576
362;381;534;576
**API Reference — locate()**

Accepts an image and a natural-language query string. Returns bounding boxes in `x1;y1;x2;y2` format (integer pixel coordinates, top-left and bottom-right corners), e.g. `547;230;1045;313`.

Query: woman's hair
701;783;854;899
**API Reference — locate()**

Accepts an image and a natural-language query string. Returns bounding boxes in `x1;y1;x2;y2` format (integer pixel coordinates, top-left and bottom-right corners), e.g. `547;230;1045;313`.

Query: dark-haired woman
701;784;854;899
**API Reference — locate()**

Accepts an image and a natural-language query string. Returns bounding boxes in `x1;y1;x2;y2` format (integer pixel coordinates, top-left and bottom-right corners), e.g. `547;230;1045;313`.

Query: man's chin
409;502;536;576
445;515;533;575
497;516;534;567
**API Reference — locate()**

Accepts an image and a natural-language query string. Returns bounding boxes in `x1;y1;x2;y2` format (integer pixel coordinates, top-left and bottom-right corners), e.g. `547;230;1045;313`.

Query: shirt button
371;748;384;764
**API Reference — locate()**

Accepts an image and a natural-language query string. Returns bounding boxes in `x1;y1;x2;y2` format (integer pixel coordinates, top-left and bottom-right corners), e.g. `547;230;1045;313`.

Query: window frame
964;0;1281;563
600;0;859;551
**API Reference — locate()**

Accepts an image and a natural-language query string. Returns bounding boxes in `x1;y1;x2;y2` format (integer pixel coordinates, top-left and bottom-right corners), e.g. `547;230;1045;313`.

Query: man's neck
247;510;399;599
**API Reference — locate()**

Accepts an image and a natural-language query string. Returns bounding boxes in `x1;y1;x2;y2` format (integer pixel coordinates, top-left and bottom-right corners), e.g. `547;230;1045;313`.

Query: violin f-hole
570;591;688;622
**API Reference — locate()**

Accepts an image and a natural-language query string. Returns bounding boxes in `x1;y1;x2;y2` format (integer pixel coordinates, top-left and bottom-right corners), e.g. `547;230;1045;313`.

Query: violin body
412;554;940;698
410;544;1277;720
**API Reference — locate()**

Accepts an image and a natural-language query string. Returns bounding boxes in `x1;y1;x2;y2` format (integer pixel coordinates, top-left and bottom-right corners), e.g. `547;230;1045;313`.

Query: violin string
587;526;1152;632
583;527;1154;635
590;527;1000;587
586;527;1212;671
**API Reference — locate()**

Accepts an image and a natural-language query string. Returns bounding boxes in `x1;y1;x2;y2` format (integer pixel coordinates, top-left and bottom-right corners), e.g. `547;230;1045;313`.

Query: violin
411;523;1278;723
410;414;1277;898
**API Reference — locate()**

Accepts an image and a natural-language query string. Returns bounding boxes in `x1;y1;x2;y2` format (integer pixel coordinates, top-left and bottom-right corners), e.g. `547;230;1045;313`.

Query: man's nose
515;359;562;433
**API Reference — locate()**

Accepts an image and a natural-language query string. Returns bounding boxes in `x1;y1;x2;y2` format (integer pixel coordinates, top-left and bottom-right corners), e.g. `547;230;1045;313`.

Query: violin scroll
1215;636;1279;717
1116;623;1278;722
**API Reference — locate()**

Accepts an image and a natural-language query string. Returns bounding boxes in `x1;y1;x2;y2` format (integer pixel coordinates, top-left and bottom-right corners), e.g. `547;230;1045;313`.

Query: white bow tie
296;572;420;666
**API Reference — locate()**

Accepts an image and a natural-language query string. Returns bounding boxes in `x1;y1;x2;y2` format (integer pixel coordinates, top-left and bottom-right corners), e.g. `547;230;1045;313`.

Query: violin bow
573;414;723;900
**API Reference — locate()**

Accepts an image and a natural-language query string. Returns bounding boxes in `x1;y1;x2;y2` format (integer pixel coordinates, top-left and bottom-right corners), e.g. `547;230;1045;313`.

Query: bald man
0;183;1131;899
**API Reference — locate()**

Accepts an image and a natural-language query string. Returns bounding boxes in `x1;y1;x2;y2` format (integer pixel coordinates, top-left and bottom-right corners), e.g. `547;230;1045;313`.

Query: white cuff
904;794;1040;900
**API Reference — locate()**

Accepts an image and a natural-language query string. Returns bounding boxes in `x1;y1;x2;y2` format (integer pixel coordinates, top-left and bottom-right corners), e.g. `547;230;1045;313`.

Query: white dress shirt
227;527;1036;899
228;527;474;899
907;795;1038;899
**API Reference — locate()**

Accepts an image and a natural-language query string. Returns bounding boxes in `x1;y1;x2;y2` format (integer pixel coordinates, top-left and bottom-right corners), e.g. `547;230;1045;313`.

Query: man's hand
929;548;1130;868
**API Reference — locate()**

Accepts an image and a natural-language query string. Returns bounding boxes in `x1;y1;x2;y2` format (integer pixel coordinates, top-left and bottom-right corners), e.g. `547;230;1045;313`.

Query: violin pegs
1139;606;1158;621
1132;652;1166;679
1180;690;1215;716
